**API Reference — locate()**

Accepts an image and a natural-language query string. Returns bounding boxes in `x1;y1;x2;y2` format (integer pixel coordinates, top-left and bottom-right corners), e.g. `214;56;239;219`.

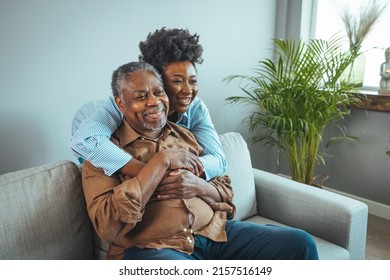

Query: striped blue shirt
70;96;227;180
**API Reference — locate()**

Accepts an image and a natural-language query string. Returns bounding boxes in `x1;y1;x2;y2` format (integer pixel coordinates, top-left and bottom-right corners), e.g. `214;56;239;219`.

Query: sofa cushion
219;132;257;220
0;160;94;259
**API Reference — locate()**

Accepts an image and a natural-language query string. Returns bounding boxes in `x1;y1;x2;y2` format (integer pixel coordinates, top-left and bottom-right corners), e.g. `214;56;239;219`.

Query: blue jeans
124;220;319;260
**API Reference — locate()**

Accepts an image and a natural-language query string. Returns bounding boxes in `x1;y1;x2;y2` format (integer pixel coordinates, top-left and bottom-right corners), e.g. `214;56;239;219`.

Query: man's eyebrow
132;87;162;94
128;90;147;97
132;89;148;93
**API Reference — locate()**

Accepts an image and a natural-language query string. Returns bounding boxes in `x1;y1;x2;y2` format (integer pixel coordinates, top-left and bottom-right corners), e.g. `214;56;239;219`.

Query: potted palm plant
225;36;360;186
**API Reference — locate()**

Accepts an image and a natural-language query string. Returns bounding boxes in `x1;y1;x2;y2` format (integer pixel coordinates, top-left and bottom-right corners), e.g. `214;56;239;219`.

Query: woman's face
162;60;198;114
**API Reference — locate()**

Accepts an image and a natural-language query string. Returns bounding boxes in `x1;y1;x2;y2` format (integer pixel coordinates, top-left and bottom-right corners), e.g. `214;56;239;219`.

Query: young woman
70;27;226;180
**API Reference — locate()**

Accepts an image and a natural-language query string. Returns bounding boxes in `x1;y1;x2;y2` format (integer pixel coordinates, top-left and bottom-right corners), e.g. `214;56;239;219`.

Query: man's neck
123;118;164;142
141;130;163;140
131;125;164;140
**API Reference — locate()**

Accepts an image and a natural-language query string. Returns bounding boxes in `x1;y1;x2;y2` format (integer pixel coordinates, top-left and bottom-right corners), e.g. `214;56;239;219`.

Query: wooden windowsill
352;90;390;112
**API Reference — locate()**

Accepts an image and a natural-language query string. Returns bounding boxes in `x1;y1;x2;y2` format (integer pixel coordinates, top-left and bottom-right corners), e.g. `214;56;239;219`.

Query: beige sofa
0;132;368;260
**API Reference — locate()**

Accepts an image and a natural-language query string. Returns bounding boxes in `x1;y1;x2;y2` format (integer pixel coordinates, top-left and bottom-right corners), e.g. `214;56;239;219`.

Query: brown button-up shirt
82;121;235;259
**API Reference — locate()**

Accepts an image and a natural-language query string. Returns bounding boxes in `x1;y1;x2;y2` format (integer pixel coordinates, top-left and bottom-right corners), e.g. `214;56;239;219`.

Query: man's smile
143;107;166;122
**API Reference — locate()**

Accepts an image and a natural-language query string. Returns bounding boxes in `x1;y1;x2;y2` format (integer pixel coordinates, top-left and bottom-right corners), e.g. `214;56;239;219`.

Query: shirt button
183;228;187;232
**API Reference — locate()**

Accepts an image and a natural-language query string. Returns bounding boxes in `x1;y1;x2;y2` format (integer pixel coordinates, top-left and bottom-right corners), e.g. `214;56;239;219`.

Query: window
314;0;390;90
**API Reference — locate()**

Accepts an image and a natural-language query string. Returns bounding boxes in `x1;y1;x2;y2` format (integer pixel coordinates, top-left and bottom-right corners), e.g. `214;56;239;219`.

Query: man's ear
114;95;125;113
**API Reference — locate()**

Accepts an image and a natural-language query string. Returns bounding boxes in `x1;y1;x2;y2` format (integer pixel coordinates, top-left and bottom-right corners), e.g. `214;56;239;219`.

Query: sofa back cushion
0;160;94;259
219;132;257;220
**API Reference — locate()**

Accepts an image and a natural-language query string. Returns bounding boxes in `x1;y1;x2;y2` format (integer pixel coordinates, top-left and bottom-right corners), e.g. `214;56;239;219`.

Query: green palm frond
224;35;360;185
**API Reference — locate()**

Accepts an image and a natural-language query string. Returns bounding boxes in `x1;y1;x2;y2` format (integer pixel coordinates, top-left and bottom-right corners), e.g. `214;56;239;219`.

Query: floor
365;214;390;260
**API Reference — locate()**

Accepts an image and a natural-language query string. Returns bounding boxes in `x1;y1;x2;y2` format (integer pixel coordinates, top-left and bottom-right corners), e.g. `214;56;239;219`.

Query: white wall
320;109;390;206
0;0;276;174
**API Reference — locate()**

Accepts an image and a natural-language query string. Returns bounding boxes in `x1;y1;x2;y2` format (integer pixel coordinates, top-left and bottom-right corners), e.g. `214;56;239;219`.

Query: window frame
276;0;390;112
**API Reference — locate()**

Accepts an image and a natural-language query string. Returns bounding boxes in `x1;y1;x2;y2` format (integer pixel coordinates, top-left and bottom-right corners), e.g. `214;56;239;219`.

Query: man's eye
155;90;165;96
135;95;147;100
190;79;197;85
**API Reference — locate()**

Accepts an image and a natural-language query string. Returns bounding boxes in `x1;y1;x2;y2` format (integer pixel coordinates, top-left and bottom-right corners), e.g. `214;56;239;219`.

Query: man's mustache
143;104;167;116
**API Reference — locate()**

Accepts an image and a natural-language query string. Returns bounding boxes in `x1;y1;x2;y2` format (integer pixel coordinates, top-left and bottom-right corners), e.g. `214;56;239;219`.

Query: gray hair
111;62;163;97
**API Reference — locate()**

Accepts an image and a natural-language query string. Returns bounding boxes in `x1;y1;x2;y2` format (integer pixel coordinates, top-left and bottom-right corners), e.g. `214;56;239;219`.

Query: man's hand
161;148;204;177
154;169;221;204
154;169;200;200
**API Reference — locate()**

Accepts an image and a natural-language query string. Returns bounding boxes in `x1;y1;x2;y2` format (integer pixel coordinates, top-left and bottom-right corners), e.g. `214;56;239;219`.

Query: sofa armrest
253;168;368;260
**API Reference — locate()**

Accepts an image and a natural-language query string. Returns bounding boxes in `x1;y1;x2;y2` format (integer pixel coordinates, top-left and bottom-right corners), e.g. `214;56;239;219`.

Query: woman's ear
114;95;125;113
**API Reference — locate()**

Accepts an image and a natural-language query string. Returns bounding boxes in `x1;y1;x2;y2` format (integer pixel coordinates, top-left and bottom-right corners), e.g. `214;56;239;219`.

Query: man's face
115;70;169;137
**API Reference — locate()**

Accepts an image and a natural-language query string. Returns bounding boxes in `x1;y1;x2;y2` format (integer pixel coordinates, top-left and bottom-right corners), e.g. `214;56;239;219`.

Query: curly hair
138;27;204;73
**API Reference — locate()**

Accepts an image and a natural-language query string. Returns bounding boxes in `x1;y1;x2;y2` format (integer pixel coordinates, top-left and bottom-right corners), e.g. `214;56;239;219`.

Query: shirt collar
176;111;188;125
112;120;180;148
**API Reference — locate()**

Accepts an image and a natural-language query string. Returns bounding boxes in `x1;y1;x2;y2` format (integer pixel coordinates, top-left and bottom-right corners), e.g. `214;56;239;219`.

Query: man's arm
82;160;142;242
82;150;176;242
155;171;235;218
154;169;221;203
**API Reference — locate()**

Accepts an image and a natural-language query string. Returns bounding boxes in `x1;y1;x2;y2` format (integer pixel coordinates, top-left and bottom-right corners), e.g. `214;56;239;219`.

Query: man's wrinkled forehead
120;70;163;95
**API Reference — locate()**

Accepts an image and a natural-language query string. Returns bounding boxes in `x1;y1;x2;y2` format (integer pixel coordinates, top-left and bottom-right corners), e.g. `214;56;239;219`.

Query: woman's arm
71;96;134;176
71;96;204;177
183;97;227;180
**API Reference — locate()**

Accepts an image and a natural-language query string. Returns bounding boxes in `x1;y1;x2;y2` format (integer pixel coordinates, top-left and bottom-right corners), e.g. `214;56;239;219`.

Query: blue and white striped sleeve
70;96;131;176
188;99;227;180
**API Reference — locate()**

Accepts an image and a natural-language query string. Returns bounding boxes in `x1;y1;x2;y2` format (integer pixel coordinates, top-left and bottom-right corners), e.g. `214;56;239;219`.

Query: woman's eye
172;79;182;84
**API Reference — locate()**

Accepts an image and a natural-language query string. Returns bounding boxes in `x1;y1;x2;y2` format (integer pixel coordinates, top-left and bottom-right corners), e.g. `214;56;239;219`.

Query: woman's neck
168;111;179;123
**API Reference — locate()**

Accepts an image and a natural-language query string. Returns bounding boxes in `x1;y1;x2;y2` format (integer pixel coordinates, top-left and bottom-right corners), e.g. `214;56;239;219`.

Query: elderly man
82;62;318;260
